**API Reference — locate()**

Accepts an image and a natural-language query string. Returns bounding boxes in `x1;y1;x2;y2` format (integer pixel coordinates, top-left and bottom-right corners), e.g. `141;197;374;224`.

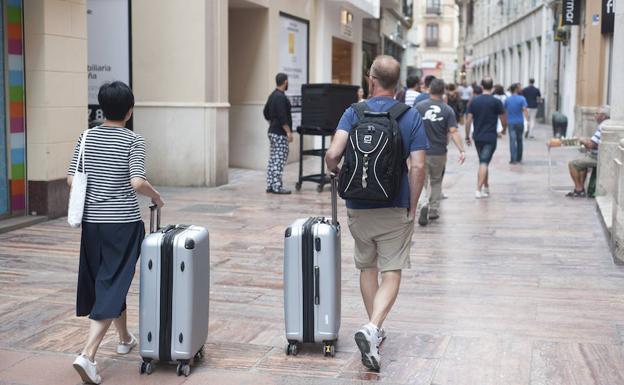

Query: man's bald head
370;55;401;91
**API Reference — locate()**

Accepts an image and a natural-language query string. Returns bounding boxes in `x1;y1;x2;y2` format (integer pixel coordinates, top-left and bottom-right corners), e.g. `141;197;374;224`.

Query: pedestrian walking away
404;75;421;107
505;83;529;164
458;80;473;123
67;81;165;385
415;79;465;226
325;55;429;372
492;84;507;136
413;75;435;106
263;72;294;194
522;78;541;139
465;77;507;198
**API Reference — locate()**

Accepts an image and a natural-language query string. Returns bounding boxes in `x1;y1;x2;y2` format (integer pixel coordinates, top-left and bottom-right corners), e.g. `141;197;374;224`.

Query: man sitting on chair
565;105;610;198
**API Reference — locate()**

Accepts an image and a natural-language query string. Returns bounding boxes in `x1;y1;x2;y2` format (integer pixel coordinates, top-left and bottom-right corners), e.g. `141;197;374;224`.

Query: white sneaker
354;324;381;371
378;328;387;344
73;355;102;385
116;332;137;355
475;190;483;199
482;186;490;196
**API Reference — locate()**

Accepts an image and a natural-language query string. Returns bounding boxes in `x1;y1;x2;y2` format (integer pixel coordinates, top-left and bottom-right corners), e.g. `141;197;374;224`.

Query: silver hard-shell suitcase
139;206;210;377
284;175;341;357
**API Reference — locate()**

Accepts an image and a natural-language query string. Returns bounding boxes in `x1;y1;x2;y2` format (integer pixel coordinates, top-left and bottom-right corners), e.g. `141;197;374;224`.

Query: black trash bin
552;111;568;138
295;84;358;192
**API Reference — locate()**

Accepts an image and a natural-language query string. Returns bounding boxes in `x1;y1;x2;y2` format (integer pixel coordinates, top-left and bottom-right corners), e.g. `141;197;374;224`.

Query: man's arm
325;130;349;173
465;113;473;145
408;150;426;219
449;127;466;164
523;107;529;121
581;138;598;150
499;113;507;135
276;97;294;142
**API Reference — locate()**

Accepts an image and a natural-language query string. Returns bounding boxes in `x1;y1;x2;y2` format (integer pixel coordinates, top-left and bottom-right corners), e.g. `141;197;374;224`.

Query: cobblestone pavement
1;124;623;385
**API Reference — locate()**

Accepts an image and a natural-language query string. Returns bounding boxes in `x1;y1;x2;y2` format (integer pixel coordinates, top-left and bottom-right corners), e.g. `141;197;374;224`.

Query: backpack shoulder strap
351;102;368;121
387;102;410;121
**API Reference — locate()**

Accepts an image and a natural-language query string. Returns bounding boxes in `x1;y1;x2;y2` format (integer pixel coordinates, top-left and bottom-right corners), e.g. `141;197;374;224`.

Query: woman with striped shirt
68;81;164;384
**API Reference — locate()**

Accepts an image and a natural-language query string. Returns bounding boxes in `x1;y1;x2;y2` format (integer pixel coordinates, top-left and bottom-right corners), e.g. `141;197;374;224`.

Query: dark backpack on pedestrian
338;101;410;203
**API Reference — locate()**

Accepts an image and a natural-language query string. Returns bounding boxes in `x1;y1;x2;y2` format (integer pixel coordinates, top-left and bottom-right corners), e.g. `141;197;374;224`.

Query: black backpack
338;102;410;202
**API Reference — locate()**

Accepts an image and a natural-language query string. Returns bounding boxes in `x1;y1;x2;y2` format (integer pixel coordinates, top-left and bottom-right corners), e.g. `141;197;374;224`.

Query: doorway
332;37;352;84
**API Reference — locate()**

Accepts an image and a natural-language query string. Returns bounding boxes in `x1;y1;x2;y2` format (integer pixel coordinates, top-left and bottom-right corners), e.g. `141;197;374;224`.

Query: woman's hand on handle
151;194;165;208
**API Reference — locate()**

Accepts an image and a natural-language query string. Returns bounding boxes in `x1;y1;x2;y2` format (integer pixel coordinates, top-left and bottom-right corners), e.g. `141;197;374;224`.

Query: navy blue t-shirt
336;96;429;209
522;85;541;108
468;94;505;143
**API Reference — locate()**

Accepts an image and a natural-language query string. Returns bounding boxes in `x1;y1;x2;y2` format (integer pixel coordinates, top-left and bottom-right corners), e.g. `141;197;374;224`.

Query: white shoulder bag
67;130;91;228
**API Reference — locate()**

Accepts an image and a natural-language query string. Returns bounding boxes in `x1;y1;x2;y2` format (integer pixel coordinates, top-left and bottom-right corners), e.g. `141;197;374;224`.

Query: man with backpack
325;55;429;372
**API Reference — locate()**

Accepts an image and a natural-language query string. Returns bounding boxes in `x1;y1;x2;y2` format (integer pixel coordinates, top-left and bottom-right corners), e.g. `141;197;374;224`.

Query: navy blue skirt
76;221;145;320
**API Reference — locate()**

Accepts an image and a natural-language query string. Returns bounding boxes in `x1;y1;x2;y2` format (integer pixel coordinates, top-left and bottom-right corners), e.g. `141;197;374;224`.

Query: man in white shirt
404;75;420;107
458;80;473;123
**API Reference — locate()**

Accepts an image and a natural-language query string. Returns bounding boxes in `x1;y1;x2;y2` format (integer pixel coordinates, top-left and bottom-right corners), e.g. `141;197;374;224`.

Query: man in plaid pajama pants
263;73;294;194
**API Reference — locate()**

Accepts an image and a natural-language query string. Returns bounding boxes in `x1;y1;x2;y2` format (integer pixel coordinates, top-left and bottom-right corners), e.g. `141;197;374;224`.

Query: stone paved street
1;124;624;385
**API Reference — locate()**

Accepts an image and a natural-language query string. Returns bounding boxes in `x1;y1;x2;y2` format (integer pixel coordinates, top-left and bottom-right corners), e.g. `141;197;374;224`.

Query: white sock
366;322;379;331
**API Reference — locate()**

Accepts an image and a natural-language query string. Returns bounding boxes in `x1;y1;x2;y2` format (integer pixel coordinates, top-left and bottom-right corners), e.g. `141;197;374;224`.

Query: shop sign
87;0;131;124
602;0;614;34
340;9;353;38
562;0;581;25
278;13;309;131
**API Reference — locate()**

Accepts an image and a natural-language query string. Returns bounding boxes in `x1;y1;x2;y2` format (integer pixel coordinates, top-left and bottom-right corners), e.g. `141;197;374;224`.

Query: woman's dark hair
98;81;135;121
493;84;505;95
473;85;483;95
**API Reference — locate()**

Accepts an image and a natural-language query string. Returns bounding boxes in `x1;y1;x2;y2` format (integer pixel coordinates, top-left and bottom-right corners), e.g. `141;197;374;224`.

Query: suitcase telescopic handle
149;204;161;233
330;172;338;226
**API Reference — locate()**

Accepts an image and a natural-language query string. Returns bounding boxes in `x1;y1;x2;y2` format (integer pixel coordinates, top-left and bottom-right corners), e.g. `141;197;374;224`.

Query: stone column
131;0;229;187
596;2;624;198
598;1;624;259
24;0;88;218
611;139;624;262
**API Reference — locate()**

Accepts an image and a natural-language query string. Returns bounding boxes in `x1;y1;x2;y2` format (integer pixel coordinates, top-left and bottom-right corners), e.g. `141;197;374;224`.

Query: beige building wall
132;0;229;187
24;0;88;218
229;0;316;170
409;0;458;82
574;0;611;137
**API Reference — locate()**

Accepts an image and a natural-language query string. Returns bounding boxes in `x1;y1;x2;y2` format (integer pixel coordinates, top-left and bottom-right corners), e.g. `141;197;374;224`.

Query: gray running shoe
354;324;381;371
418;205;429;226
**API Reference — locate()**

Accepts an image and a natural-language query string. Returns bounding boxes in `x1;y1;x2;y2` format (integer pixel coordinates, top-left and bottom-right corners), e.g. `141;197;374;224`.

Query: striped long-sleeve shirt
590;123;603;156
68;126;146;223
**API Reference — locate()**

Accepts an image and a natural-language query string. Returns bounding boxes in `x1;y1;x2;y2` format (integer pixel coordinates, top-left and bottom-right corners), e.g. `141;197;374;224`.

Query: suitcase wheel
140;360;154;375
295;182;302;191
286;343;299;356
323;343;336;358
316;184;324;193
176;361;191;377
194;346;205;361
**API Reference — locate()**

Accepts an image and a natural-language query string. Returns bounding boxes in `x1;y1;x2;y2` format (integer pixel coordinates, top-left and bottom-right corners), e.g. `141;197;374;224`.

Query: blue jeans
475;141;497;165
508;124;524;162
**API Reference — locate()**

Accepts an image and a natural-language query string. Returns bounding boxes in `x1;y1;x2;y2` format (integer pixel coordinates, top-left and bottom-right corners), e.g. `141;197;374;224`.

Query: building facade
455;0;614;138
1;0;386;221
456;0;553;117
406;0;459;82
